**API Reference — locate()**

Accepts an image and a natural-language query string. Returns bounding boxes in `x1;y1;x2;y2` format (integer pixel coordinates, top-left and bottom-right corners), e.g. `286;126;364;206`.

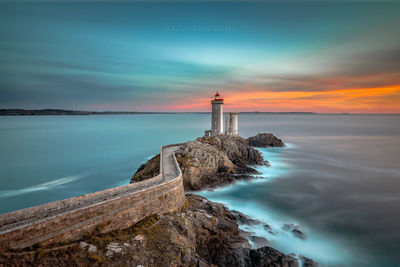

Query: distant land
0;109;321;116
2;109;398;116
0;109;182;116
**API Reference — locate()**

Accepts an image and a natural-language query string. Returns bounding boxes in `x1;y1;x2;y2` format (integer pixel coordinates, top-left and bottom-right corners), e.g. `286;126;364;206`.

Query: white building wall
231;113;238;135
224;112;238;135
211;100;223;136
225;113;231;135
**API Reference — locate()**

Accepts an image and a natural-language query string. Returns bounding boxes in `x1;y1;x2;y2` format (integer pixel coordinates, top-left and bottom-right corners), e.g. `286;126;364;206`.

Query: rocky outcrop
300;255;319;267
245;246;299;267
131;134;269;190
175;140;237;190
196;135;264;169
246;133;285;147
231;210;263;225
131;154;160;182
282;224;307;240
3;194;313;267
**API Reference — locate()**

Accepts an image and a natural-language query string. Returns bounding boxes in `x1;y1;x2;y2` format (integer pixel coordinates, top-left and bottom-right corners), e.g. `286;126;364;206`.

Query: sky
0;1;400;113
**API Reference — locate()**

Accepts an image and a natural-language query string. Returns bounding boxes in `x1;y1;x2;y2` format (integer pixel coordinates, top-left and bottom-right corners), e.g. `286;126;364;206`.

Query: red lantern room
214;92;223;101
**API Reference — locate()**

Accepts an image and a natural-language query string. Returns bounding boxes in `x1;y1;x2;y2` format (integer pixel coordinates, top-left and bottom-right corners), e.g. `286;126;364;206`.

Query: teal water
1;114;400;266
0;115;208;213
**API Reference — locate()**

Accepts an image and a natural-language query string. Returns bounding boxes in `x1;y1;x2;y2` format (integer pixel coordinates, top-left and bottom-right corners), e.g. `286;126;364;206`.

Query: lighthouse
211;92;223;136
204;91;239;137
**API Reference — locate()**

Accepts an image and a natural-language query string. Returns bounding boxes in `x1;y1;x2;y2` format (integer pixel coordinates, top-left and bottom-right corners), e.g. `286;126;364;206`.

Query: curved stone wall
0;144;186;250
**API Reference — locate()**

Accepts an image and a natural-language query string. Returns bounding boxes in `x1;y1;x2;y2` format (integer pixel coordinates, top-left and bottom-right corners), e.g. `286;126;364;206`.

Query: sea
0;114;399;266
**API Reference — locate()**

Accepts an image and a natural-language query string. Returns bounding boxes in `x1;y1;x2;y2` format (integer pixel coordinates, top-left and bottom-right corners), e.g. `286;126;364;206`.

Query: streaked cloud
0;1;399;112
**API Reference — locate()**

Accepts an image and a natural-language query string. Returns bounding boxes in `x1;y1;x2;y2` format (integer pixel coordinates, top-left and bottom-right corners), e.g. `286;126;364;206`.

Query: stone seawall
0;144;186;250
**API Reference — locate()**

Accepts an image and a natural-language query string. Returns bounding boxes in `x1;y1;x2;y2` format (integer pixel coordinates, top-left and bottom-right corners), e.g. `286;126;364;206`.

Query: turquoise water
0;115;208;213
1;114;400;266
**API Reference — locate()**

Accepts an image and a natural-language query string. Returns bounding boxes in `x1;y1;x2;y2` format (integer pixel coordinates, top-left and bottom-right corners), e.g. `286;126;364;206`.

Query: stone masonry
0;144;186;251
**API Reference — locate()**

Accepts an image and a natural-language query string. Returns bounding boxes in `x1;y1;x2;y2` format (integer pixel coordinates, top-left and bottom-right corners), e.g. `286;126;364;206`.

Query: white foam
199;145;358;266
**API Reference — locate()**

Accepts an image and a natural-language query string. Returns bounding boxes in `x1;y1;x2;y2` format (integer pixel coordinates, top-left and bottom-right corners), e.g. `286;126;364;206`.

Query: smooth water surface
1;114;399;266
0;115;208;213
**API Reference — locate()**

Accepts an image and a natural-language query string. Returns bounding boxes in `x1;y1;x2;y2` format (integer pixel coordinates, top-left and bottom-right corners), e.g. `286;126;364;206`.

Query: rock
245;246;299;267
263;224;273;233
240;229;256;241
197;135;264;168
106;242;124;257
87;244;97;253
5;194;317;267
130;134;272;190
131;154;160;182
246;133;285;147
292;229;306;240
282;223;295;231
175;140;236;190
231;210;263;225
282;224;307;240
249;235;270;249
300;255;319;267
79;241;88;250
105;250;113;258
134;235;145;242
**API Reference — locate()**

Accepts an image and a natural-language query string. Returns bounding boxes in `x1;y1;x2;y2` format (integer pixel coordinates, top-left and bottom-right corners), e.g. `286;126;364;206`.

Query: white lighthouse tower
211;92;223;136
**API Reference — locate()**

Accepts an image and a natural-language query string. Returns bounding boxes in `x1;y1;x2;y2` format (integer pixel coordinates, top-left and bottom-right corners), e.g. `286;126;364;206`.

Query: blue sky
1;1;400;112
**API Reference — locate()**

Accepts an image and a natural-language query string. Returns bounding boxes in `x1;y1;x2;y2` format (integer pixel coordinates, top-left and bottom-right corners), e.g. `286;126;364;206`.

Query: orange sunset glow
2;1;400;114
152;84;400;114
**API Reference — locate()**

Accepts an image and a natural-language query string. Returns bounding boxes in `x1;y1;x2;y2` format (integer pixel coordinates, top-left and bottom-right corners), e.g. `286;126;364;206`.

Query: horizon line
1;108;400;115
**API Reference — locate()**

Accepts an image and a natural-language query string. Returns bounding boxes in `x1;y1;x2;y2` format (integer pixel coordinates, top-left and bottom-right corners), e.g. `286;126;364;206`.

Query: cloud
1;1;400;113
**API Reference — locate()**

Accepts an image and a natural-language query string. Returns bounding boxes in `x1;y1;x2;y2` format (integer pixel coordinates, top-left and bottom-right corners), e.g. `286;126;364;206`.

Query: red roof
215;92;220;97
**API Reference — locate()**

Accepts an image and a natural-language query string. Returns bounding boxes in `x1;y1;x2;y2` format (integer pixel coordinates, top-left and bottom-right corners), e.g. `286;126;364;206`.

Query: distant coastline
1;109;319;116
2;109;398;116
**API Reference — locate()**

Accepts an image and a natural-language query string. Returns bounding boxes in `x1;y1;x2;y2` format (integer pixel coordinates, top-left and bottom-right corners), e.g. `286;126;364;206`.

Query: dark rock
246;133;285;148
263;224;272;231
131;154;160;182
263;224;275;235
244;246;299;267
282;224;307;240
282;223;295;231
249;236;270;249
300;255;319;267
240;229;256;238
291;229;306;240
232;210;263;225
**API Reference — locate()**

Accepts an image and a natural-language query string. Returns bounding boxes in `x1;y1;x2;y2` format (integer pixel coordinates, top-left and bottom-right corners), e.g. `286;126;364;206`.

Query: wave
199;145;355;266
0;175;82;199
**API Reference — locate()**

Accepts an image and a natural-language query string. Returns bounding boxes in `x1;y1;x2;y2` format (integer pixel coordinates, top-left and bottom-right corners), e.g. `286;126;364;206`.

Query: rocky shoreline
2;194;316;266
1;133;318;266
129;133;316;266
131;133;284;191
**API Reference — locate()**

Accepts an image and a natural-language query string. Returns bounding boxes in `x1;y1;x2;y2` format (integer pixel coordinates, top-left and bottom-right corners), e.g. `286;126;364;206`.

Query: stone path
0;145;182;233
162;145;181;181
